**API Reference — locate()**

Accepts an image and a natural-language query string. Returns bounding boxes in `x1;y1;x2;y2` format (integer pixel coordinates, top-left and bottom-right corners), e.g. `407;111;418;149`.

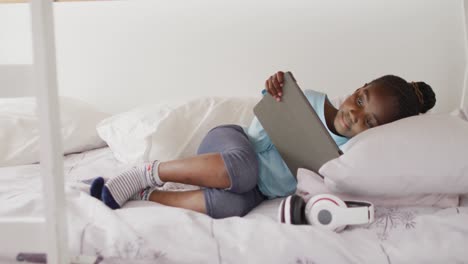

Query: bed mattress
1;147;467;263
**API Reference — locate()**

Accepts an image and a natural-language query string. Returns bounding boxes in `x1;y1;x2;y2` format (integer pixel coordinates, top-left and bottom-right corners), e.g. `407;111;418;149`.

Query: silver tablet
253;72;342;177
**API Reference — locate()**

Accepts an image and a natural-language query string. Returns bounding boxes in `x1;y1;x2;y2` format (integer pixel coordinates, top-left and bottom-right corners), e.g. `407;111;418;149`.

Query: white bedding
1;147;468;263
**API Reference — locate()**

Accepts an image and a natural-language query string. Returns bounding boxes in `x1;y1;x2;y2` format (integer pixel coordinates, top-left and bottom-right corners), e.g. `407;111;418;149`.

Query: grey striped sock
104;160;164;206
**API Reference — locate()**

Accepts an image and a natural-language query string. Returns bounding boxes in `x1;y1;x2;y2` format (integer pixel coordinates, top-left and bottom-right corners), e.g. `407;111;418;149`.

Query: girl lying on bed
90;71;436;219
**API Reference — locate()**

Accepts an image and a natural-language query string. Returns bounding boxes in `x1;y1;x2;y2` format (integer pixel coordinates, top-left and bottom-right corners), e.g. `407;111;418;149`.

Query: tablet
253;71;342;176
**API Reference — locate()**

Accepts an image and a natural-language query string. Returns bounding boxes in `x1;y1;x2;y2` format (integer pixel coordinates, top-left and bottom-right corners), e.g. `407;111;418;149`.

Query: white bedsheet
1;147;467;263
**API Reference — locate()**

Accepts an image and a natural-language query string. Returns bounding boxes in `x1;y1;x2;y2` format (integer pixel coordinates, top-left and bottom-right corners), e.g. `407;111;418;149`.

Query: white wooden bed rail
0;0;96;263
30;0;68;263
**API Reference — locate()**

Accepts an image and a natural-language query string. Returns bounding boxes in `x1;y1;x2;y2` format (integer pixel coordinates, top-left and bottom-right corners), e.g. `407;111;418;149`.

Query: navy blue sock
101;186;121;209
90;177;105;200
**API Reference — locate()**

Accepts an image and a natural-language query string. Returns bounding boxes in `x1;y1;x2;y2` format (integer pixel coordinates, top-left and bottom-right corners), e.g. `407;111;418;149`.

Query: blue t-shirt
242;89;349;199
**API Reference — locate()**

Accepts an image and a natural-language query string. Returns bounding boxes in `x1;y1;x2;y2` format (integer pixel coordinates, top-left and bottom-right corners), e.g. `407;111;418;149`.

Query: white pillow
296;168;459;208
319;113;468;196
148;96;258;161
0;97;109;167
96;103;173;163
97;96;258;164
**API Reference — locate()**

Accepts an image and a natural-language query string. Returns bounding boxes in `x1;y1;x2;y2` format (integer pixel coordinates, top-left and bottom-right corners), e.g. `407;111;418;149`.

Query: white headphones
278;194;374;232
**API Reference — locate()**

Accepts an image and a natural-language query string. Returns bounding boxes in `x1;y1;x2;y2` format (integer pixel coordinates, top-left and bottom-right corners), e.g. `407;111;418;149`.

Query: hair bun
414;82;436;113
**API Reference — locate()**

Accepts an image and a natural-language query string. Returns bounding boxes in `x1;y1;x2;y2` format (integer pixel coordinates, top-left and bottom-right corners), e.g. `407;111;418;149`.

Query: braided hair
369;75;436;120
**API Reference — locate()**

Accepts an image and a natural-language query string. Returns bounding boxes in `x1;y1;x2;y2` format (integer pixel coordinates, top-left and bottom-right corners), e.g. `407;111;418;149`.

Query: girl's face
334;84;399;138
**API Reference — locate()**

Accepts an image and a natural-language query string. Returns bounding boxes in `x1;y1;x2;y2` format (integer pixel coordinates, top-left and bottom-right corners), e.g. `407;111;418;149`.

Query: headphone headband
335;202;374;225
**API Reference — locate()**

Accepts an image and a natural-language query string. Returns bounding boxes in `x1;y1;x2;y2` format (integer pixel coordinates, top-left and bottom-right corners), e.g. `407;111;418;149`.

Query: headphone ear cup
278;196;293;224
305;194;347;231
278;195;307;225
290;195;307;225
278;198;287;223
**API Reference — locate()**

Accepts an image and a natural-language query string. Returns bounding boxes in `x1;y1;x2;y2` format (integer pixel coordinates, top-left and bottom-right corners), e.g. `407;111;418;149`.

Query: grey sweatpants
197;124;266;219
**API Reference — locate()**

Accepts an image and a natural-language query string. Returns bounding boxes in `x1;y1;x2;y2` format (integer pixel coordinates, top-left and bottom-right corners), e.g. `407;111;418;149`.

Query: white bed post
461;0;468;110
30;0;70;263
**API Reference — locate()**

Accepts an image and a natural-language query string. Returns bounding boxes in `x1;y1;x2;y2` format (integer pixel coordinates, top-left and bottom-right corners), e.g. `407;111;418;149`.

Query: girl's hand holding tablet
265;71;285;102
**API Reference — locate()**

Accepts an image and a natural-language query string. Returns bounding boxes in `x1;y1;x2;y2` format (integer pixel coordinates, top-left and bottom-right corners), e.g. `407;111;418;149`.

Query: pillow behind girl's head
319;113;468;196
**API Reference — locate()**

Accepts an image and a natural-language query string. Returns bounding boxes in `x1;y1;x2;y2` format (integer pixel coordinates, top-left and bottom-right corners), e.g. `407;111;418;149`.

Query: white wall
0;65;32;97
0;0;466;113
0;3;33;97
462;0;468;110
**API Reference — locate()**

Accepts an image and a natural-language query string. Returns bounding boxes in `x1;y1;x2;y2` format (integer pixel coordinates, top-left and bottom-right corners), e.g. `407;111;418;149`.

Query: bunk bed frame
0;0;467;263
